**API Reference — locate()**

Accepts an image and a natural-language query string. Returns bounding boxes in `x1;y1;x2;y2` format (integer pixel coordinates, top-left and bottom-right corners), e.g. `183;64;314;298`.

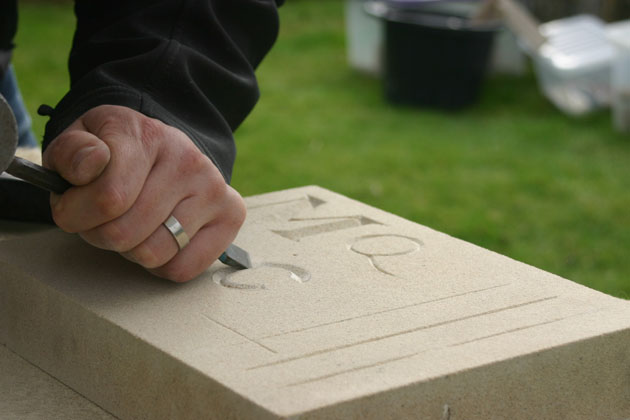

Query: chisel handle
6;156;71;195
6;155;249;269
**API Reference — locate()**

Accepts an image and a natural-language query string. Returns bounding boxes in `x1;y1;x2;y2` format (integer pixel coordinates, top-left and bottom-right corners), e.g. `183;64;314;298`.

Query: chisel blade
219;243;252;270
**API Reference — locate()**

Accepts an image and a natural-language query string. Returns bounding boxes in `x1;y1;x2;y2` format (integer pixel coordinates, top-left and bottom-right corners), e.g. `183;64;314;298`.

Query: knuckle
94;183;130;220
94;113;123;137
130;243;162;269
221;188;246;229
85;107;134;141
178;146;211;176
139;116;164;148
227;197;247;231
178;149;228;202
97;222;131;252
203;177;227;202
51;211;76;233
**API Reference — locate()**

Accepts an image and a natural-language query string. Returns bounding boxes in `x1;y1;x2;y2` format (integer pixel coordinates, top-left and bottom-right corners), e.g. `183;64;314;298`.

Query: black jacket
1;0;282;183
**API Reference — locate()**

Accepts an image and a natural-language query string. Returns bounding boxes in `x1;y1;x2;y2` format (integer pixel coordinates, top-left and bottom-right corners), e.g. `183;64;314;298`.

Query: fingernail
50;193;63;213
121;252;138;264
71;144;110;184
72;146;98;174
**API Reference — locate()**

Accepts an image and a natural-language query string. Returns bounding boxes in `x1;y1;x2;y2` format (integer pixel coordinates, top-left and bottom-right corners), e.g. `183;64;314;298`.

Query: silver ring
163;215;190;251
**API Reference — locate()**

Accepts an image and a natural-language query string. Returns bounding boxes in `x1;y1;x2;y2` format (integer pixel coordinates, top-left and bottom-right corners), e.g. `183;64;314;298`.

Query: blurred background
11;0;630;298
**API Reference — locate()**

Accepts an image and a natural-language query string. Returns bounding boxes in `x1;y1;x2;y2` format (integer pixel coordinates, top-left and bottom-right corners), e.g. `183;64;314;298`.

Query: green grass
13;2;74;137
12;1;630;298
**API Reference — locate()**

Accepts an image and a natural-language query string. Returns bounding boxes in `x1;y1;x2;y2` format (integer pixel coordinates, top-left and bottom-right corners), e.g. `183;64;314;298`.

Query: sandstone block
0;344;114;419
1;186;629;419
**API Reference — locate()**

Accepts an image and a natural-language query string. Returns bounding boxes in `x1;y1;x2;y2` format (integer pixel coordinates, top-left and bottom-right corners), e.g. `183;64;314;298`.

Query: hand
43;105;246;282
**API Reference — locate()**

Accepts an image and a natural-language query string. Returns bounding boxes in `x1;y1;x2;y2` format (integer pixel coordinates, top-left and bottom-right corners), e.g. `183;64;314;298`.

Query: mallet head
0;93;18;174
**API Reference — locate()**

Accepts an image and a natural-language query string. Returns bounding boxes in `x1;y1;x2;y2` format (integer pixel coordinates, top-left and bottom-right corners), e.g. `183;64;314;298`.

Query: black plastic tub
379;4;499;109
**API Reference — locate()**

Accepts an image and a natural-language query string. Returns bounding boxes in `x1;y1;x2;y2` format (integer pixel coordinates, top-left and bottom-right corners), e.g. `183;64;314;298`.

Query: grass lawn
12;1;630;298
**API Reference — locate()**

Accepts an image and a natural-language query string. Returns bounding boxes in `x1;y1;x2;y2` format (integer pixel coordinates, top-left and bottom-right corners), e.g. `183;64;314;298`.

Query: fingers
79;135;225;252
123;186;246;282
43;122;111;187
46;105;247;282
150;224;236;283
149;189;246;282
94;194;208;265
48;107;157;233
51;155;150;234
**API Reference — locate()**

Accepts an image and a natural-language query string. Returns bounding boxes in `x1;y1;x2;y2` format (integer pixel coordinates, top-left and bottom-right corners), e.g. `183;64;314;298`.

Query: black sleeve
42;0;282;183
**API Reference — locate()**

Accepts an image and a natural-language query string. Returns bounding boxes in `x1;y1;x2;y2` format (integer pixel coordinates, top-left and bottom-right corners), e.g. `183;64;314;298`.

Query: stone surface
15;146;43;165
0;220;53;242
0;222;112;419
1;185;629;419
0;344;115;419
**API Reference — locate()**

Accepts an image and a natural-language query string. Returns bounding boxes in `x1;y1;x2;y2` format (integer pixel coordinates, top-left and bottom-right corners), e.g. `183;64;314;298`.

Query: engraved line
283;352;419;387
289;216;377;222
247;196;307;209
273;219;361;241
201;314;278;354
370;256;397;276
247;195;324;210
248;295;557;370
449;317;566;347
273;215;380;241
259;283;511;339
449;309;601;348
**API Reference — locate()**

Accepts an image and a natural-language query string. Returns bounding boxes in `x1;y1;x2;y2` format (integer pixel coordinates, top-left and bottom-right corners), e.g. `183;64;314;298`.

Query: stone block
0;344;114;419
1;186;629;419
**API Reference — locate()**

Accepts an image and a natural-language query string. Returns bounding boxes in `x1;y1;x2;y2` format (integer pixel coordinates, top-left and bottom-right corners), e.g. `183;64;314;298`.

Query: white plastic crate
533;15;615;116
606;20;630;132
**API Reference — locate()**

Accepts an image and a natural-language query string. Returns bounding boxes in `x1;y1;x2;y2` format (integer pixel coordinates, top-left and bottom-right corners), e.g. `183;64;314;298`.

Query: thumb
43;129;111;187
